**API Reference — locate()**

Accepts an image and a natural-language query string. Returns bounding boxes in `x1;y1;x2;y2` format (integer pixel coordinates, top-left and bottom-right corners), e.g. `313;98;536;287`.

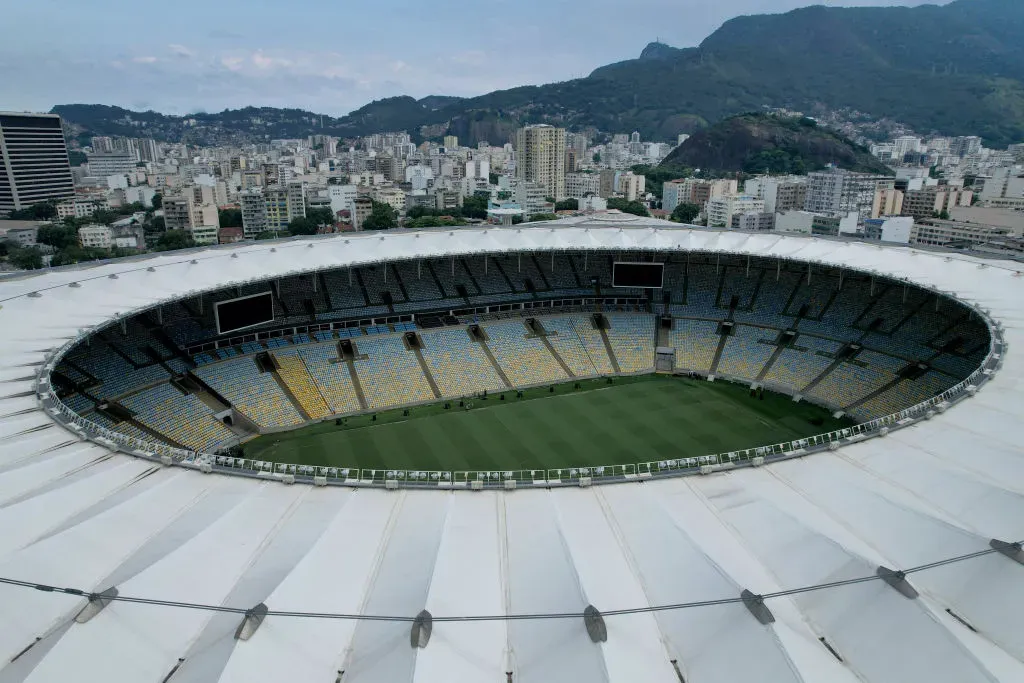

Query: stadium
0;215;1021;683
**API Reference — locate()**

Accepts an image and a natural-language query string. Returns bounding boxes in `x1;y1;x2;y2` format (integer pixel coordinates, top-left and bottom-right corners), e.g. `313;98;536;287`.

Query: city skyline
1;0;943;117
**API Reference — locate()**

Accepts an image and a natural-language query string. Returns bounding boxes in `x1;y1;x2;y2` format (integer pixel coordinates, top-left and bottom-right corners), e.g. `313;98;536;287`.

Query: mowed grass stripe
243;376;850;472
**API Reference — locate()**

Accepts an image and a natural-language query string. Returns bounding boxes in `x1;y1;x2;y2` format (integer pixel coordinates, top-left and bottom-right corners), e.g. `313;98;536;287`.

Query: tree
592;152;601;163
151;193;162;210
68;150;87;166
607;197;650;216
156;230;196;252
8;246;43;270
528;213;559;222
938;209;950;220
256;231;278;240
488;172;500;185
554;198;578;211
671;202;701;224
306;207;335;227
407;205;429;220
461;194;489;219
362;201;397;230
407;215;466;228
219;208;243;228
6;201;56;221
37;224;78;250
148;216;165;233
287;216;318;235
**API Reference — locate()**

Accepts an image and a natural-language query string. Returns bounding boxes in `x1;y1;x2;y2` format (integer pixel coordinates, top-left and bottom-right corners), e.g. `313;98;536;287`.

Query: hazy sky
1;0;947;116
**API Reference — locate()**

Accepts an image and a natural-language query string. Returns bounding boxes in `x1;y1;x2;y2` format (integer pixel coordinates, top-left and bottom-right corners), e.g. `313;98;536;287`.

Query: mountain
54;0;1024;147
660;113;894;175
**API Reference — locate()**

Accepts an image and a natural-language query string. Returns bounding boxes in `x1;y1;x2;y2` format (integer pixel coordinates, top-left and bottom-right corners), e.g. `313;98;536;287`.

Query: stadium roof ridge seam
0;541;1013;623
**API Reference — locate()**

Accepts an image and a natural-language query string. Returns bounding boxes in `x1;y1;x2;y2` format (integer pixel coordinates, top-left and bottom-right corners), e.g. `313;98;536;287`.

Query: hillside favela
0;1;1023;682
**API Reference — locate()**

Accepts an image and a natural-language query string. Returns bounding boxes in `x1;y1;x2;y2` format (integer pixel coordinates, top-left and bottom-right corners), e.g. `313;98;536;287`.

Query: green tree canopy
287;216;318;236
152;193;162;209
554;198;579;211
607;197;650;216
306;207;336;227
37;224;79;250
461;194;489;219
671;202;701;224
156;229;196;252
362;201;398;230
6;201;57;221
528;213;559;222
218;208;243;228
8;246;43;270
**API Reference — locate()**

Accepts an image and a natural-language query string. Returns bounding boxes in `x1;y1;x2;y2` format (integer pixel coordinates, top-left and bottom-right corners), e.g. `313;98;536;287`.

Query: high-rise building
566;172;602;199
240;189;268;237
804;168;894;221
264;182;306;232
662;179;689;214
901;185;972;219
515;125;566;200
616;172;646;202
744;176;808;213
0;112;75;214
950;136;983;158
138;138;160;163
87;151;136;178
443;135;459;150
706;194;765;228
872;187;905;218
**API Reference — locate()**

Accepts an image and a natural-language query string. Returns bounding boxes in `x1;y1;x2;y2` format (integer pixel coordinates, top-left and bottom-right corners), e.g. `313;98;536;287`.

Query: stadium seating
849;370;959;421
275;352;332;420
421;328;507;397
352;335;436;410
194;359;304;428
62;341;169;399
121;383;236;452
299;344;363;414
483;320;568;387
54;251;994;444
603;314;656;373
762;335;842;391
718;266;759;309
805;350;904;409
670;319;720;373
323;269;369;310
542;316;615;377
716;325;776;379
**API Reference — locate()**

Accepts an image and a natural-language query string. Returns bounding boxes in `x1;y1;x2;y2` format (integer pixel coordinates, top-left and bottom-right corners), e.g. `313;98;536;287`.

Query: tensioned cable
0;541;1014;623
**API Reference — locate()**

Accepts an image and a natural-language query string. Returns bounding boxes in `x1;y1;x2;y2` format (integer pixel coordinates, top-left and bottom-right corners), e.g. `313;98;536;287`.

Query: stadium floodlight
876;567;919;599
234;603;269;641
741;590;775;625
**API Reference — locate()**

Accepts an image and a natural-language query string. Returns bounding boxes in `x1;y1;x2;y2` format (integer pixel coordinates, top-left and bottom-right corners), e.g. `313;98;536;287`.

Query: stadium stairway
596;324;622;374
757;339;789;382
535;327;576;378
268;363;314;421
476;337;514;388
410;344;443;399
708;328;731;376
273;353;332;420
389;264;411;302
841;375;906;413
799;354;848;396
343;357;369;410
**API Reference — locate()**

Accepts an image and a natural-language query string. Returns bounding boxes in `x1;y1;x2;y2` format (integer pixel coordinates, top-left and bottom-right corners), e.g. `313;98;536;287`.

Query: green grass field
243;375;851;472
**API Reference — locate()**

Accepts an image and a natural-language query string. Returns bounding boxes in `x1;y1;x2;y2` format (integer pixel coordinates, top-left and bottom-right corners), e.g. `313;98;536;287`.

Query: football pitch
243;375;851;472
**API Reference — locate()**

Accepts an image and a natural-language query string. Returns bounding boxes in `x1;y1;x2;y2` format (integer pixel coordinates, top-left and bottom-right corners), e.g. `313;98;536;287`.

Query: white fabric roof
0;222;1021;683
